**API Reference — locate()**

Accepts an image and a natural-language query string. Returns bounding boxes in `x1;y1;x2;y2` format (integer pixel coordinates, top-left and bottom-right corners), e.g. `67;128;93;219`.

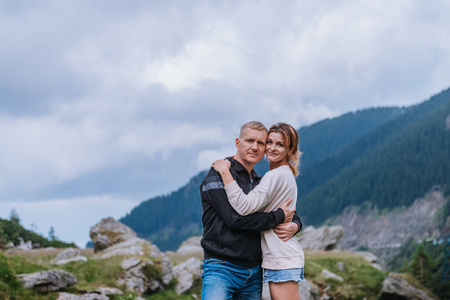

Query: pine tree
48;226;56;241
410;243;434;287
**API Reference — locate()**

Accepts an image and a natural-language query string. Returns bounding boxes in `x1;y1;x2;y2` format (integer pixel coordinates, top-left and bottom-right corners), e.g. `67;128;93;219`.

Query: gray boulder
118;255;173;296
176;236;202;255
57;292;108;300
296;225;345;250
95;237;162;259
172;257;203;295
299;280;321;300
52;248;88;265
17;269;77;292
16;237;33;250
57;286;123;299
89;217;137;253
321;269;344;282
379;273;438;300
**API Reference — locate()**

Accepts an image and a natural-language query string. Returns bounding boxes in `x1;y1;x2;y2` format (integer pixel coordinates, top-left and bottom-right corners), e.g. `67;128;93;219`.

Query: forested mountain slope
299;87;450;225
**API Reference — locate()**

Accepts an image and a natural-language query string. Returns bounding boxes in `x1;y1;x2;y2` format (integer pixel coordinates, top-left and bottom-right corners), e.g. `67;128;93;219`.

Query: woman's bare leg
269;281;300;300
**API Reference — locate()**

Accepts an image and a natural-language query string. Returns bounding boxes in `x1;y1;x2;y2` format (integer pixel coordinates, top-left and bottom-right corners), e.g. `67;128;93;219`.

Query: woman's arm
211;159;234;185
212;159;272;215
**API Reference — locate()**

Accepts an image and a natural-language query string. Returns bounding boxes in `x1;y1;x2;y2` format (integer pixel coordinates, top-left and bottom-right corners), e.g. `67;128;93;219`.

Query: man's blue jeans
201;258;262;300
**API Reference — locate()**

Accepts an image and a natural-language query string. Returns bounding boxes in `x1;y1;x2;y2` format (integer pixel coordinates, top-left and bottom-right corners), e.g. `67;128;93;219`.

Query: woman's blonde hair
268;122;301;177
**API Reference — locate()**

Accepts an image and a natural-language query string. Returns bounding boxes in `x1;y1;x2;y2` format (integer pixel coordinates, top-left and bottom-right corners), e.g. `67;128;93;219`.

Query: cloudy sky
1;0;449;248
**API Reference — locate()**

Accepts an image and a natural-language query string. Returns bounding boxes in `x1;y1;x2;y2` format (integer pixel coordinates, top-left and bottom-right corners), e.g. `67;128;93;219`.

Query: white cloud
195;147;237;171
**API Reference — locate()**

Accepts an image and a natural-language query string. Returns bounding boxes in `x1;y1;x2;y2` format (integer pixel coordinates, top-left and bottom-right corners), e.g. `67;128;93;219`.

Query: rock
118;261;147;295
299;280;321;300
52;248;88;265
16;237;33;250
95;237;160;259
262;279;321;300
95;287;123;295
321;269;344;282
57;287;123;299
176;236;202;255
355;251;378;263
57;292;108;300
296;225;345;250
337;262;345;272
334;189;446;267
379;273;439;300
160;256;174;286
17;269;77;292
302;226;316;234
89;217;137;253
172;257;202;295
118;255;173;296
121;258;142;270
55;256;88;265
54;248;81;261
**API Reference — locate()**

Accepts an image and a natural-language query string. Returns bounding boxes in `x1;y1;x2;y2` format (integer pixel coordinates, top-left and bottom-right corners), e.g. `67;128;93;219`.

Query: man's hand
279;198;295;223
273;222;299;242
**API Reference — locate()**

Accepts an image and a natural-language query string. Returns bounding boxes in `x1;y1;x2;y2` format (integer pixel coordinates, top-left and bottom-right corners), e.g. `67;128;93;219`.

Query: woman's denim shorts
262;268;305;283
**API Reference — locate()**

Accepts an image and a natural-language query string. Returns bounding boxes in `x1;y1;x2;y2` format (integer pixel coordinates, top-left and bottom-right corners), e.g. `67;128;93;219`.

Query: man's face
235;128;268;168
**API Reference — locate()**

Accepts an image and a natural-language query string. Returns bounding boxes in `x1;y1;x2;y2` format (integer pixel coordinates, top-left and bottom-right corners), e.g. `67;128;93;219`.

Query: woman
212;122;304;300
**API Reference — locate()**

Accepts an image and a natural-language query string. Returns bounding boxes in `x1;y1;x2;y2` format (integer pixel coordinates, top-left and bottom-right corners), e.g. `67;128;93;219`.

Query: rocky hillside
333;186;450;266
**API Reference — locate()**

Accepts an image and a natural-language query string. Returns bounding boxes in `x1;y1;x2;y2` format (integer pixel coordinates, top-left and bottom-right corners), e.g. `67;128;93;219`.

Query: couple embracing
200;121;305;300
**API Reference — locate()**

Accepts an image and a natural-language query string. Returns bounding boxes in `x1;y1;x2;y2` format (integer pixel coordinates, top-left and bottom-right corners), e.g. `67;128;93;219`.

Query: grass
2;248;391;299
0;248;203;300
305;250;386;299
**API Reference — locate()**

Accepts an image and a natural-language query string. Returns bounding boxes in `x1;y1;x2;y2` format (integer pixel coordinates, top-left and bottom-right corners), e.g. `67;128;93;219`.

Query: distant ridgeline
121;87;450;251
0;217;76;249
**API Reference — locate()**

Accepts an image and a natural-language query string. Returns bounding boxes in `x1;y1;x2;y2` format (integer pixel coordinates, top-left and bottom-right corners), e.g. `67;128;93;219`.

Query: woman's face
266;132;290;164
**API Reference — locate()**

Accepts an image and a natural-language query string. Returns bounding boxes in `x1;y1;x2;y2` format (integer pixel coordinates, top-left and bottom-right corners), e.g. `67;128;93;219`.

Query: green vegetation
387;239;450;299
0;249;200;299
0;214;77;249
306;251;386;299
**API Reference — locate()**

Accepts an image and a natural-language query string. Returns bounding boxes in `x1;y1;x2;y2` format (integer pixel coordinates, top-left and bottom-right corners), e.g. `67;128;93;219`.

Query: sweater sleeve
224;171;277;215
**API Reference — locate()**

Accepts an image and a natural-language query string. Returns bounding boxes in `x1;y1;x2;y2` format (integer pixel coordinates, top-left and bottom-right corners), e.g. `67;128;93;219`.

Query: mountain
298;87;450;225
121;87;450;251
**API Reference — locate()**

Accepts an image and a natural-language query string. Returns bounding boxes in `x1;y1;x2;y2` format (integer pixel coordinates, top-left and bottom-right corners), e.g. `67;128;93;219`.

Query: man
200;121;302;299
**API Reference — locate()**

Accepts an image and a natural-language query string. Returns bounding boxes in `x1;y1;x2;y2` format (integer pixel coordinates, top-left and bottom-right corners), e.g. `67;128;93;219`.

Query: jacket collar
227;157;262;180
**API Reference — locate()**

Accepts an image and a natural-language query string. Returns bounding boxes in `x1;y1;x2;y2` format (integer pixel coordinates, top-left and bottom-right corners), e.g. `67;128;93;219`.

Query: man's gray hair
239;121;268;138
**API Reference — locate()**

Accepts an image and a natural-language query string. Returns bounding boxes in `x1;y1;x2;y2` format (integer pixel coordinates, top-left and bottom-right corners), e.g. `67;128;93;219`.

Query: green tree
0;223;6;249
48;226;56;241
410;243;434;287
9;209;20;224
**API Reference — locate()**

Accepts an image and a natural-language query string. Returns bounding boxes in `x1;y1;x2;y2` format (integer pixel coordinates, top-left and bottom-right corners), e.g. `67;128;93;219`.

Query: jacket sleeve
292;211;302;234
202;170;285;231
